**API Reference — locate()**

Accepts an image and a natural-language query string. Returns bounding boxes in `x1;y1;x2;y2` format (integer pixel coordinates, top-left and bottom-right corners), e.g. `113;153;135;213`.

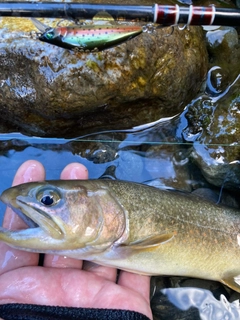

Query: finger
0;160;45;275
43;163;88;269
61;163;88;180
117;272;152;319
118;271;151;303
82;261;117;282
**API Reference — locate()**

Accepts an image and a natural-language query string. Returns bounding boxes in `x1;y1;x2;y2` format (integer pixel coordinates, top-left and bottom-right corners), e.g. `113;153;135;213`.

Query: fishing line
0;133;239;148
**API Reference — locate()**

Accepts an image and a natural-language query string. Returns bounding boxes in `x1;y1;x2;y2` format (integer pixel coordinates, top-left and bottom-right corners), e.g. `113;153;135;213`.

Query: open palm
0;160;152;319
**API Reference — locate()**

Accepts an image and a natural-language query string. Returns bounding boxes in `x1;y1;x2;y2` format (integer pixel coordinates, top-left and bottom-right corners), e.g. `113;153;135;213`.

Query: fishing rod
0;2;240;27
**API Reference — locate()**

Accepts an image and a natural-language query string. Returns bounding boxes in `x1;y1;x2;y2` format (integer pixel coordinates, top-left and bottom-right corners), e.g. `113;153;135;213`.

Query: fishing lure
32;17;144;52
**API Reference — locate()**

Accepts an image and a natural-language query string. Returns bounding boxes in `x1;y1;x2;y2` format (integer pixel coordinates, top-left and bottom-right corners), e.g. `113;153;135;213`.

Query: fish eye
36;187;61;207
45;30;54;40
41;195;54;206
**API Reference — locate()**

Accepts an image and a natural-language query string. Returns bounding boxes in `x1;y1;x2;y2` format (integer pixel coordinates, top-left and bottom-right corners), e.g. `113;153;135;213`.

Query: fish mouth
1;190;63;240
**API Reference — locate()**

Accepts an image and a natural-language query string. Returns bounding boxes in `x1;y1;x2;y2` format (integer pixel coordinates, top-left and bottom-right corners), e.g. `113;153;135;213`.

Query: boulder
0;9;208;137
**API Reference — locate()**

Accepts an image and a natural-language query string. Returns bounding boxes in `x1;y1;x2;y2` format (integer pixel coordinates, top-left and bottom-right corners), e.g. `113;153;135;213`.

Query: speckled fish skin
39;25;143;51
1;180;240;292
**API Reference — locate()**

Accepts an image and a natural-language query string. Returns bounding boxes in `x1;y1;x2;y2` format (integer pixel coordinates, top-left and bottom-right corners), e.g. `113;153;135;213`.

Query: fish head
0;180;126;253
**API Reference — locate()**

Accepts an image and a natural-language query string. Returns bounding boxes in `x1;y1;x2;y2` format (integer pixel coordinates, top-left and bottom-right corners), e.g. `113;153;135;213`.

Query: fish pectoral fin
125;233;175;250
221;274;240;293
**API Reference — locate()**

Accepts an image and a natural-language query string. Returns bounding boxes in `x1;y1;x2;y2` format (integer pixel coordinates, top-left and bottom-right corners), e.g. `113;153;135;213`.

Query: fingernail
69;166;88;179
12;163;39;187
22;164;38;182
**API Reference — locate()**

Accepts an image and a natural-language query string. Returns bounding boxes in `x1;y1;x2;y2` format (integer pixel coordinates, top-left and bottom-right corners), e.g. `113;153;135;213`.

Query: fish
31;17;143;52
1;180;240;292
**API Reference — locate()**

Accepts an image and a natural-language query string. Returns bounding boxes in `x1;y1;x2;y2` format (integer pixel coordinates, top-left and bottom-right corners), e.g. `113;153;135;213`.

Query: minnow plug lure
31;16;144;52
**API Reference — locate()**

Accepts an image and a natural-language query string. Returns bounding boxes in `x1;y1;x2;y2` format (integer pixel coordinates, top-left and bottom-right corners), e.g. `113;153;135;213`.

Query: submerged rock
0;14;207;137
144;144;192;192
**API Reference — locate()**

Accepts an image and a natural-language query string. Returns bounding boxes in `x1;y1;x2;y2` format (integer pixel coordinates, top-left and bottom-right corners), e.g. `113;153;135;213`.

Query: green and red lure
32;17;143;52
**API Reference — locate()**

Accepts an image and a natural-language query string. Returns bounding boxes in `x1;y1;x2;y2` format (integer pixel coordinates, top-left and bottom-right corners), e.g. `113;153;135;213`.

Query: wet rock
206;26;239;60
183;64;240;189
192;93;240;188
0;12;208;137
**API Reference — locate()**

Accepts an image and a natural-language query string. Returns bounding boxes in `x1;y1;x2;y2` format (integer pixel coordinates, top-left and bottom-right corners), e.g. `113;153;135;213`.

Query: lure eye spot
45;30;54;40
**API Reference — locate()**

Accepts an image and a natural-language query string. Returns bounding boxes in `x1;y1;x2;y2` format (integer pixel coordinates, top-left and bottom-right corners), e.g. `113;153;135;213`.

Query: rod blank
0;2;155;21
0;2;240;26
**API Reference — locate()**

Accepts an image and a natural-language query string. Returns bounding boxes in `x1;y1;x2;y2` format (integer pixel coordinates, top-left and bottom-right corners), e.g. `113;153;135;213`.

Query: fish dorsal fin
93;11;115;23
221;274;240;293
124;233;175;250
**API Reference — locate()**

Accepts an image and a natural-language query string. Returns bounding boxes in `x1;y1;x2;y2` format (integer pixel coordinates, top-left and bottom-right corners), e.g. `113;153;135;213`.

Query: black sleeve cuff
0;303;151;320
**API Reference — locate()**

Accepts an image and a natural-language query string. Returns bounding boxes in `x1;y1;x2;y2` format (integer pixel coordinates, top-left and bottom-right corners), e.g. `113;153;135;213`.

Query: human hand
0;160;152;319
